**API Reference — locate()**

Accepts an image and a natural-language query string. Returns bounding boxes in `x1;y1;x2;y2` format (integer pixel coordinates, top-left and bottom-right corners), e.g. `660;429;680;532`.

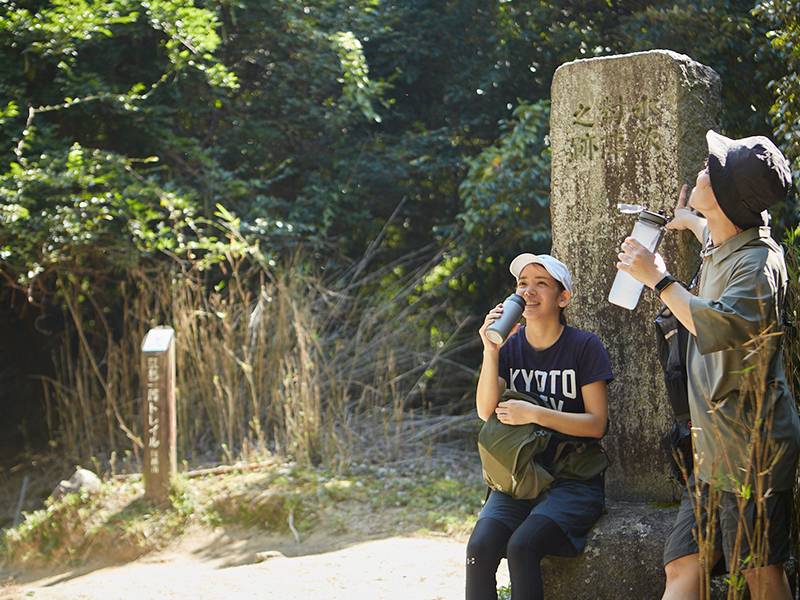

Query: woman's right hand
477;304;510;419
478;303;519;351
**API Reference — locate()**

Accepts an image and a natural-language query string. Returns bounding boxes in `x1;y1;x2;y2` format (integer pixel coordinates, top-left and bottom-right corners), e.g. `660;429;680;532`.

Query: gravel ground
1;525;507;600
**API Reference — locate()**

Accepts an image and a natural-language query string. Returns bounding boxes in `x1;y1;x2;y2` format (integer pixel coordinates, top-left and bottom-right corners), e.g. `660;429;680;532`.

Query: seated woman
466;253;614;600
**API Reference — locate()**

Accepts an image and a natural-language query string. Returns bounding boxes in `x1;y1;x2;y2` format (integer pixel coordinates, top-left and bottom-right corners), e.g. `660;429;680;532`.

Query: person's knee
664;560;684;583
506;514;562;561
664;554;700;584
467;519;508;564
505;534;528;561
466;533;490;562
741;563;792;600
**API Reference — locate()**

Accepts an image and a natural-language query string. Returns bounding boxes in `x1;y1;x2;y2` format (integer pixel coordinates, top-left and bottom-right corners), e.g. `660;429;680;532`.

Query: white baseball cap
509;253;573;293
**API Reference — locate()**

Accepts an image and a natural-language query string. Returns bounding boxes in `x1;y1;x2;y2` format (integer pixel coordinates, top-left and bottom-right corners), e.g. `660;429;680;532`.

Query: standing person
466;254;614;600
618;130;800;600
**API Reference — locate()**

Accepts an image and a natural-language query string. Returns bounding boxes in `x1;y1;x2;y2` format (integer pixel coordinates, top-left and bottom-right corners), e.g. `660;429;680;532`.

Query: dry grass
36;213;480;475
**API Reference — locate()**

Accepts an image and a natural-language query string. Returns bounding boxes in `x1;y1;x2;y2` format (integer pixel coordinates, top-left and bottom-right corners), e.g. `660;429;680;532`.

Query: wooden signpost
141;326;177;506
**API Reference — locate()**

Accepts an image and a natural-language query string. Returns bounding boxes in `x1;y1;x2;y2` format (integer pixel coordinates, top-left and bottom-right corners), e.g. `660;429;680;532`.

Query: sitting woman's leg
466;517;514;600
506;514;573;600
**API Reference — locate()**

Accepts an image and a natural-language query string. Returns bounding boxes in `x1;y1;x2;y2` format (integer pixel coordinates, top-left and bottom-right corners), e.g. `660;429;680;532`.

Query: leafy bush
458;100;553;268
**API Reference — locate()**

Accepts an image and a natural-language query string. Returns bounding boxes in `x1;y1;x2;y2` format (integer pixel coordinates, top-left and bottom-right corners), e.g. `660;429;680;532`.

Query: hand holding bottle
608;209;667;310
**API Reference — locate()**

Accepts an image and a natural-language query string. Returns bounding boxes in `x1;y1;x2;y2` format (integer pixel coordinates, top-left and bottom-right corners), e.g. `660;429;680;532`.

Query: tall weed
783;226;800;597
41;213;479;471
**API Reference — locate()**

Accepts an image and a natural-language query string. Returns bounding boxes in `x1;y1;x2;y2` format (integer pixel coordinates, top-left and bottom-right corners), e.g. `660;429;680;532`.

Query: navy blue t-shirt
497;326;614;417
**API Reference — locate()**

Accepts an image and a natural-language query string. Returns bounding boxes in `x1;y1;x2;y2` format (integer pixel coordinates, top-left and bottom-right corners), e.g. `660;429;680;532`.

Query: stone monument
550;50;721;501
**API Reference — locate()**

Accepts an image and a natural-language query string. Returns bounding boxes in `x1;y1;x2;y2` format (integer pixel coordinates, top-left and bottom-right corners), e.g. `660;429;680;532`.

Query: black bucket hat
706;130;792;230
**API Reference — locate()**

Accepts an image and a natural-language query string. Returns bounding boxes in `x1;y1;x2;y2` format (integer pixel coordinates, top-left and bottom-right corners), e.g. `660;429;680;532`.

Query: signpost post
142;326;177;506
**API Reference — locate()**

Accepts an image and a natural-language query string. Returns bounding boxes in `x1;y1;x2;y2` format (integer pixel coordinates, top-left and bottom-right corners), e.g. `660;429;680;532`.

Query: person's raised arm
616;184;700;335
617;238;697;336
666;184;707;243
476;304;515;421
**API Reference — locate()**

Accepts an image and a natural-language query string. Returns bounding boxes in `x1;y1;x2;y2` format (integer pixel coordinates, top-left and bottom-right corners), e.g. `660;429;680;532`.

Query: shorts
663;475;793;571
478;475;604;556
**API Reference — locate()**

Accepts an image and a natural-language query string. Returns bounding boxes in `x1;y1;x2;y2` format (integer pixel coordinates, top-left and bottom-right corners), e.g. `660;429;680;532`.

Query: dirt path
1;526;507;600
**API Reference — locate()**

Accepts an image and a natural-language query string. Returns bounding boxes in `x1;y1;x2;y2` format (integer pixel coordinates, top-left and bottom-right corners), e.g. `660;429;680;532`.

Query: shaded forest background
0;0;798;471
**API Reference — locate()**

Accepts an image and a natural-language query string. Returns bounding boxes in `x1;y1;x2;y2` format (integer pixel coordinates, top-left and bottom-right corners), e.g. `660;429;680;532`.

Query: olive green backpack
478;390;609;500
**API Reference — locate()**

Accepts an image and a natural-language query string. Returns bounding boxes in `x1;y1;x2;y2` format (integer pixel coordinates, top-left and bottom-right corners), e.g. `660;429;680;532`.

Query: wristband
655;274;677;295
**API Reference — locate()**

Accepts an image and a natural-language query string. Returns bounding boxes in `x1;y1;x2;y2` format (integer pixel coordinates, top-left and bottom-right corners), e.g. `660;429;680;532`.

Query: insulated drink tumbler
486;294;526;344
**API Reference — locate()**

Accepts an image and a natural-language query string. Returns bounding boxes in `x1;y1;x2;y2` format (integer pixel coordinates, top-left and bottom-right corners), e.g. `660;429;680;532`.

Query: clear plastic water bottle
608;209;668;310
486;294;526;344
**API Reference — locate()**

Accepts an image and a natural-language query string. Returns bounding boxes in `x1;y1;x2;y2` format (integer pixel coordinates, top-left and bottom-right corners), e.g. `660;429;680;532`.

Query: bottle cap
617;203;646;214
638;210;667;227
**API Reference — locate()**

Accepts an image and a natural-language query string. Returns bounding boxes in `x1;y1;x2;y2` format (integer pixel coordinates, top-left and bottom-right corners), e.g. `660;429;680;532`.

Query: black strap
778;244;793;334
654;304;691;421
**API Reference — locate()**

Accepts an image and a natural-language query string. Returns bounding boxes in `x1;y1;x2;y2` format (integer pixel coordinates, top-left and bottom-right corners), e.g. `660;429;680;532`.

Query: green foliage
0;102;19;126
756;0;800;182
618;0;780;136
144;0;237;88
782;225;800;402
3;0;789;295
1;0;799;472
0;0;237;290
458;99;552;266
0;143;199;285
330;30;387;123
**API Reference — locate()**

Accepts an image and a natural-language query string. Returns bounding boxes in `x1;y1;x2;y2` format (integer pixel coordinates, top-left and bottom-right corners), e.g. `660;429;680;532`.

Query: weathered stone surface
51;468;102;501
255;550;287;563
550;50;721;502
540;501;729;600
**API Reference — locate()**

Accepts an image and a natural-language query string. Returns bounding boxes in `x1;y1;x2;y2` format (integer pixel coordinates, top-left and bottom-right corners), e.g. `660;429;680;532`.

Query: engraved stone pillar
550;50;720;501
142;326;177;506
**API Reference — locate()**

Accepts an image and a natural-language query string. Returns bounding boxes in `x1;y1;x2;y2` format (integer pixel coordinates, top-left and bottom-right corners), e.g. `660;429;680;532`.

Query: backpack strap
778;243;793;335
550;439;583;464
654;304;691;421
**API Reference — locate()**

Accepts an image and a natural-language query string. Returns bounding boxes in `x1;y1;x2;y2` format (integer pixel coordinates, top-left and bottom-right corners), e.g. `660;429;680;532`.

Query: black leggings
465;515;573;600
